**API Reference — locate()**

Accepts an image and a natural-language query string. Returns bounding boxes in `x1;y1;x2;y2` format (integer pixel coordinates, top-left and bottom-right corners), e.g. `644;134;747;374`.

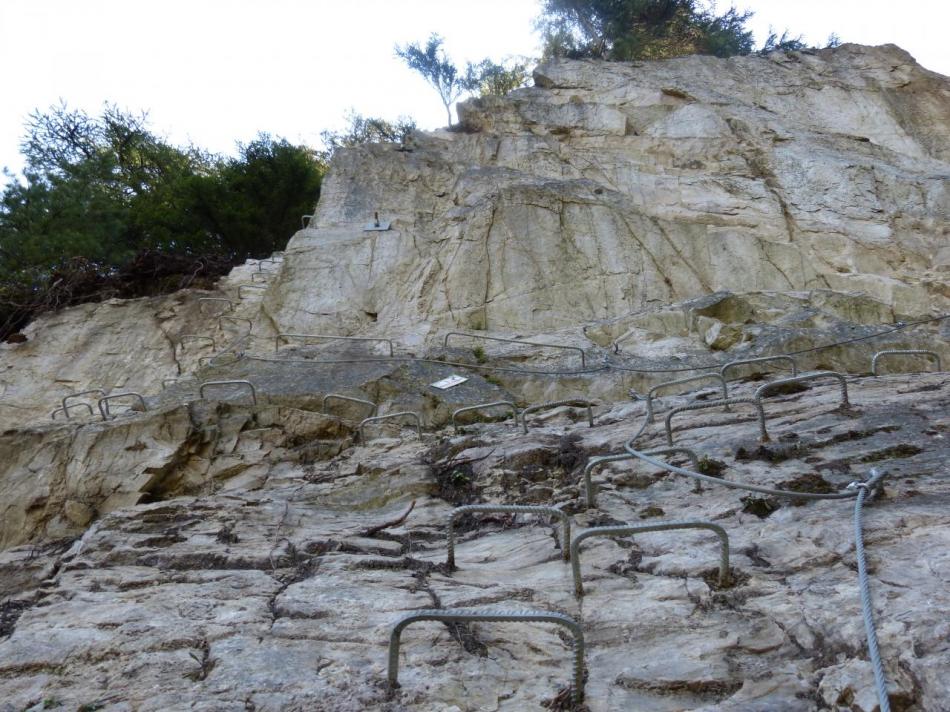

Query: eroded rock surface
0;373;947;710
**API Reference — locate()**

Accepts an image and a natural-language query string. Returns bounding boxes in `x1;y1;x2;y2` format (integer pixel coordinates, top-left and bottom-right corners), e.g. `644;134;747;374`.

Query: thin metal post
570;521;730;596
583;447;700;508
275;333;395;357
451;401;520;432
522;399;595;433
443;331;586;367
447;504;572;568
754;371;849;408
98;392;147;420
359;411;422;441
664;397;768;445
871;349;941;375
720;355;798;382
322;393;378;417
388;608;585;705
199;380;258;405
645;373;729;423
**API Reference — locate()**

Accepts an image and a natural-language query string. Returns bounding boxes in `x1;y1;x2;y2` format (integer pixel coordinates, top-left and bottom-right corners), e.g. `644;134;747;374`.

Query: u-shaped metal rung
251;272;269;283
61;389;106;419
51;402;95;420
451;401;520;432
871;349;941;375
177;335;216;353
522;399;594;433
197;297;234;313
198;380;257;405
322;393;377;418
238;285;267;299
645;373;729;423
583;447;700;508
570;521;730;596
388;608;585;705
442;331;586;367
359;411;422;441
665;397;768;445
447;504;572;568
301;215;313;229
754;371;849;408
720;355;798;382
98;392;147;420
218;316;252;334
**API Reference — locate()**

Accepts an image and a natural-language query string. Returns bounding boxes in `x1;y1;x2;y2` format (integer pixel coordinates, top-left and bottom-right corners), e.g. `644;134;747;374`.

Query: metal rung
359;411;422;441
451;401;520;432
61;389;106;419
301;214;313;229
251;272;270;283
755;371;849;408
447;504;571;568
583;447;700;508
51;402;94;420
522;399;595;433
645;373;729;423
570;521;730;596
276;333;395;356
198;298;234;313
98;392;147;420
199;380;257;405
388;608;585;705
322;393;377;418
443;331;586;367
665;397;768;445
871;349;941;375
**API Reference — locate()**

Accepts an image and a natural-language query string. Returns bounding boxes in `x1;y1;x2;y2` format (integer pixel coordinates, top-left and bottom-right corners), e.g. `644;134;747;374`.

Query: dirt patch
777;473;836;505
735;442;808;463
697;456;727;477
741;496;780;519
859;444;923;462
0;599;30;637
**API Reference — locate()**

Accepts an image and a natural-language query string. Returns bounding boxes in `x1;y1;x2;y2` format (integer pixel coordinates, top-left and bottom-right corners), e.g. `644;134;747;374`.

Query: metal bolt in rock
755;371;850;408
275;333;395;356
301;214;313;228
570;521;730;596
451;401;520;433
522;399;595;433
664;397;768;445
583;447;700;508
871;349;941;375
388;608;585;705
62;389;106;419
199;380;257;405
359;411;422;441
447;504;572;568
197;297;234;313
442;331;587;367
720;355;798;382
322;393;377;418
645;373;729;423
98;392;148;420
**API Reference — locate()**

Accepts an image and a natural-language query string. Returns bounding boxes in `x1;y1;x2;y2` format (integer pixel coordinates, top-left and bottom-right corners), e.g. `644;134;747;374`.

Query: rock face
266;43;949;337
0;44;948;712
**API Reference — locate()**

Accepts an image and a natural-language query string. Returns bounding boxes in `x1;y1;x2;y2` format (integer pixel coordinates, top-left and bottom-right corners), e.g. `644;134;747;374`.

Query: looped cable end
849;468;887;496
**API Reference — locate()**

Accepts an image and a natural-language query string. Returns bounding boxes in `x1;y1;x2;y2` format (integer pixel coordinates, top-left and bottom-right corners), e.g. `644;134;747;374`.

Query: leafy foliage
319;111;417;160
0;103;323;339
464;59;531;97
537;0;756;60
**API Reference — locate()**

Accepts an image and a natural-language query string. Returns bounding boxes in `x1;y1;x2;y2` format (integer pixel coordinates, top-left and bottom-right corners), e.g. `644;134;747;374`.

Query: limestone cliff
0;44;948;712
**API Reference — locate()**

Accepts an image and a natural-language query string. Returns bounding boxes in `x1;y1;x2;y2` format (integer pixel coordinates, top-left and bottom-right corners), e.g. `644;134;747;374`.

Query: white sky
1;0;947;188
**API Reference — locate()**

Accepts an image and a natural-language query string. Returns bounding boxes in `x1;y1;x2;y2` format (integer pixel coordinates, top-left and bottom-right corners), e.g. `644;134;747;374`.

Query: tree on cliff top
538;0;756;60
